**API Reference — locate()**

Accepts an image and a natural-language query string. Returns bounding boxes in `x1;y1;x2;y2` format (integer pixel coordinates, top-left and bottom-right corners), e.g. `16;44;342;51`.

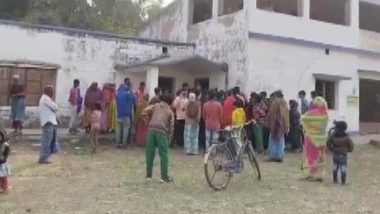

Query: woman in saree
301;96;329;181
10;75;26;134
251;93;268;154
135;94;149;147
100;84;112;133
108;84;117;132
83;82;102;133
266;94;289;162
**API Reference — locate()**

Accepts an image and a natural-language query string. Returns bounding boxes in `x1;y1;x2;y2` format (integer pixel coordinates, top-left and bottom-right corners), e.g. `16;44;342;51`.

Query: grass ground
0;139;379;214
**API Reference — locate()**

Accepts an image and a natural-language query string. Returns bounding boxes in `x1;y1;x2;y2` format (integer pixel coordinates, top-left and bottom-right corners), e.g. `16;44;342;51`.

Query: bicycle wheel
245;143;262;180
204;144;233;191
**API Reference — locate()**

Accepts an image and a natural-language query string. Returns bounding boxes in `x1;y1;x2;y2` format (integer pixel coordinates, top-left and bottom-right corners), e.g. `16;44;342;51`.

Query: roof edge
0;19;195;47
249;31;380;57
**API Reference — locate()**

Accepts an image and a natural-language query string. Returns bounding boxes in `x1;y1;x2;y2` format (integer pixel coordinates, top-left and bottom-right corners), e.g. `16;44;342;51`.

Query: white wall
247;38;360;132
0;23;194;126
248;7;359;49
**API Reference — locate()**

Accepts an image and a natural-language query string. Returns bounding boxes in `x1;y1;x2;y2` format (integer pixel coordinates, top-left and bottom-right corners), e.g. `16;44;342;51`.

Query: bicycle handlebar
223;120;257;131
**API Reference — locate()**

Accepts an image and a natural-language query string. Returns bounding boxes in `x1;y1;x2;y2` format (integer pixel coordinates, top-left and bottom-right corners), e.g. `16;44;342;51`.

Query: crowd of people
0;76;355;192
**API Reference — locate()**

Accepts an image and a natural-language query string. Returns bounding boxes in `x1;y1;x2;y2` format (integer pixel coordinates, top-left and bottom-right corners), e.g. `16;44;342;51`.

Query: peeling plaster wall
138;0;249;92
248;38;360;132
0;23;193;127
187;11;249;92
138;1;187;42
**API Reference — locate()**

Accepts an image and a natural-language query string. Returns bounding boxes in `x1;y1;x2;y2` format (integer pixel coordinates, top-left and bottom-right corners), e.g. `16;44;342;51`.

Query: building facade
138;0;380;133
0;20;194;127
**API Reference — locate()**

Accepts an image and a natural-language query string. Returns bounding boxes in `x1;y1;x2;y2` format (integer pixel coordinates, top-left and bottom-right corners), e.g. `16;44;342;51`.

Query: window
310;0;350;26
218;0;243;16
359;2;380;33
0;67;57;106
315;79;336;109
192;0;213;24
257;0;300;16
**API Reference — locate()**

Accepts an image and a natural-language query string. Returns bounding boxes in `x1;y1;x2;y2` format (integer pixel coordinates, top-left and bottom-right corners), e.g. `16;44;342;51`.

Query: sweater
142;102;175;139
232;108;246;126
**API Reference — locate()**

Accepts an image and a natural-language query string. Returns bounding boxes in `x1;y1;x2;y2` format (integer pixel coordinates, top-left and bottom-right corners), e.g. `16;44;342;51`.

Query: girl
0;129;11;193
136;94;150;147
184;93;201;155
90;103;102;153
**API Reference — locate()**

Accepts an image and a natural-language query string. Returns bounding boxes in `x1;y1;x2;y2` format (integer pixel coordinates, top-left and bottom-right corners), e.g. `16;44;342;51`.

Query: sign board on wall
347;96;359;107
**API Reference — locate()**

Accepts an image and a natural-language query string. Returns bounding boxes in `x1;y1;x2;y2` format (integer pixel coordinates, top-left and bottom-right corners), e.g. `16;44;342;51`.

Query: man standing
115;84;136;147
38;86;60;164
142;94;174;183
68;79;82;134
203;91;223;152
298;90;309;114
150;87;161;105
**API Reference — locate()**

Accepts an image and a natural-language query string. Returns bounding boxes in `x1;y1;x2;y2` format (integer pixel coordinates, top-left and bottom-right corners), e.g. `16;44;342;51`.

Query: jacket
116;84;136;118
327;135;354;154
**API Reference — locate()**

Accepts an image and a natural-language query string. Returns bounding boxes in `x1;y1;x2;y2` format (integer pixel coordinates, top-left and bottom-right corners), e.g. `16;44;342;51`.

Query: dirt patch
0;141;379;214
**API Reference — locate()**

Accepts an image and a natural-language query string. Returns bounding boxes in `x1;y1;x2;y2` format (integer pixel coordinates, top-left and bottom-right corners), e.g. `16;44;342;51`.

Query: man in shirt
38;86;60;164
68;79;82;134
298;90;309;114
203;91;223;152
115;83;136;147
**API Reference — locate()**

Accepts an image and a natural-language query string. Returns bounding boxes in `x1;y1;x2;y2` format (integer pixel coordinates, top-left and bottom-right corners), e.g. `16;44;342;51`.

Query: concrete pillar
212;0;219;18
146;66;159;99
302;0;310;19
349;0;359;28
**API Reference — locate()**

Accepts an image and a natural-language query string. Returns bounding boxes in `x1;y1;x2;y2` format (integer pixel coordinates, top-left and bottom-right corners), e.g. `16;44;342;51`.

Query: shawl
84;84;102;108
267;98;290;139
301;97;329;147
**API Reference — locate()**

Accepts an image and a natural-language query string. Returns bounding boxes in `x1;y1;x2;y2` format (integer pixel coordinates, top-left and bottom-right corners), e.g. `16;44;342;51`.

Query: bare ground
0;138;379;214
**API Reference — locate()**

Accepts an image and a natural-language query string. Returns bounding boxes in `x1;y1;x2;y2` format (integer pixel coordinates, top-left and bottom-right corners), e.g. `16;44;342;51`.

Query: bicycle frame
208;121;256;173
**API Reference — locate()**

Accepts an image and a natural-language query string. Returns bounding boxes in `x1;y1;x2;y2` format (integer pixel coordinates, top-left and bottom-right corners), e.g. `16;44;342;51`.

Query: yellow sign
347;96;359;107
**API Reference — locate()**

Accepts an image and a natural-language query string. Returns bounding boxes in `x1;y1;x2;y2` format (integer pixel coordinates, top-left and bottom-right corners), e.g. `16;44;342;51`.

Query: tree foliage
0;0;163;35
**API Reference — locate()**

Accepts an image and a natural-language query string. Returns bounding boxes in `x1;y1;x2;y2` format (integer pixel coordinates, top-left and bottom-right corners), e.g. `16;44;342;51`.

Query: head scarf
85;82;101;108
189;93;196;102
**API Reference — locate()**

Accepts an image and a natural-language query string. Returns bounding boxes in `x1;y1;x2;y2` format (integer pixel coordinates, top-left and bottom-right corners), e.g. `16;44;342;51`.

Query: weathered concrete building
0;20;196;127
2;0;380;133
137;0;380;134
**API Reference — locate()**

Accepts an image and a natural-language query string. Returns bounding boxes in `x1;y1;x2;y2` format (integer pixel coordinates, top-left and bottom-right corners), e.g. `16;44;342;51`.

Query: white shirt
39;94;58;127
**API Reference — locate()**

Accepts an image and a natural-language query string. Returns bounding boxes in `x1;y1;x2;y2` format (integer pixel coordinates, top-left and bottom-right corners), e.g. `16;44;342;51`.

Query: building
0;20;197;127
137;0;380;134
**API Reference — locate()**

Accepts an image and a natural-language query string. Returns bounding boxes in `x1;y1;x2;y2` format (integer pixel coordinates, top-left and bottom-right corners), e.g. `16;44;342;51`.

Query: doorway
359;78;380;133
159;77;174;95
194;78;210;91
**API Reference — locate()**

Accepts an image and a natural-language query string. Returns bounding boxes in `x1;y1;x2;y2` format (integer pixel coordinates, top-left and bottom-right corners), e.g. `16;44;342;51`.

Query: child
326;119;354;185
230;99;246;157
287;100;301;152
232;99;246;126
90;103;102;153
0;129;11;193
142;94;175;183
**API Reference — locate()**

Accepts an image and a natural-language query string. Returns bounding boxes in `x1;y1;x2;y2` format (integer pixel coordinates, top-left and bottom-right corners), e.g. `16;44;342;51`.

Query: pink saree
301;97;328;180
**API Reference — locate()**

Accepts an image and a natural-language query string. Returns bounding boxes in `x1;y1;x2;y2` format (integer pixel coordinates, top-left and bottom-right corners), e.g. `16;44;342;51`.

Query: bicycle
204;120;261;191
